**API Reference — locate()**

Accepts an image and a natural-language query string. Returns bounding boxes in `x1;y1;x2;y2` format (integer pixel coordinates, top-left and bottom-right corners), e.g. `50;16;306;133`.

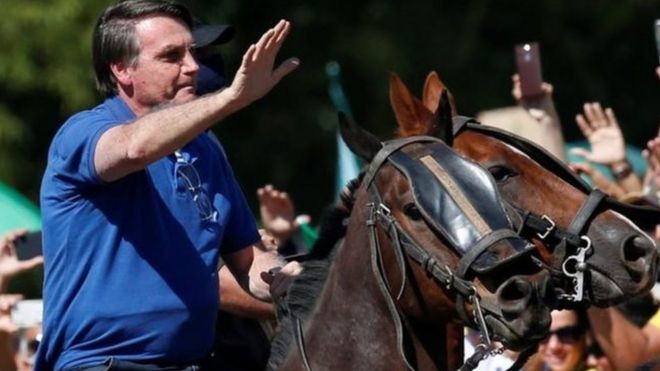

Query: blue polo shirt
37;96;260;370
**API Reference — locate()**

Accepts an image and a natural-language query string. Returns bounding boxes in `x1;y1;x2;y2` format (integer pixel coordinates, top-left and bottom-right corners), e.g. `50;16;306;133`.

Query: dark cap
192;24;235;48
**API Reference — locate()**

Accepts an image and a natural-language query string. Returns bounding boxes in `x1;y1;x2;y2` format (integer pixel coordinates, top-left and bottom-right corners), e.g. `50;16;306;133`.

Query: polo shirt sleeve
49;110;119;186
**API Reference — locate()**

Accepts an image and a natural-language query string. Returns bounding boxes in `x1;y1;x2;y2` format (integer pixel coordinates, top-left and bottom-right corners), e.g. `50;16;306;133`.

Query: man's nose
183;51;199;75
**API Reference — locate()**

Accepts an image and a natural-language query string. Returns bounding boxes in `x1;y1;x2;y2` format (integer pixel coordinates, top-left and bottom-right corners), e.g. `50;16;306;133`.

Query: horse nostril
497;277;532;315
623;235;652;263
622;235;653;283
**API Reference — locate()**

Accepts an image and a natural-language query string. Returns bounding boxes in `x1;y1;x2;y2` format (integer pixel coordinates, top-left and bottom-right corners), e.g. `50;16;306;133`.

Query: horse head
389;71;658;307
338;113;552;351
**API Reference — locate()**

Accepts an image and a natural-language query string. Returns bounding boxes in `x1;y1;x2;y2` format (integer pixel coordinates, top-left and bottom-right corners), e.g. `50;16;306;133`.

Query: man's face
123;16;199;114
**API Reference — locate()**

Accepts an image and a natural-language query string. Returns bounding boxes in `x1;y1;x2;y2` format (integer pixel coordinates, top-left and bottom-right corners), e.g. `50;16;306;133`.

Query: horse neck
285;192;452;370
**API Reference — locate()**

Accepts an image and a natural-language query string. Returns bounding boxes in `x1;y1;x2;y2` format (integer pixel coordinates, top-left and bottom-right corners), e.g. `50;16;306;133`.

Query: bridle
290;136;541;371
452;116;660;303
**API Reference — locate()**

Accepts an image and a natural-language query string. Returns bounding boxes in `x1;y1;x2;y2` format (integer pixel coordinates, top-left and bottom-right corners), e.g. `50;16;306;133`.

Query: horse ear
422;71;458;116
430;89;454;146
422;71;446;112
389;72;434;137
337;111;382;162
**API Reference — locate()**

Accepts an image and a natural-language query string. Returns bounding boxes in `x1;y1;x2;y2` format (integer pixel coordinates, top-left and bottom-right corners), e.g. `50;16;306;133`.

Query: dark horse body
269;125;553;370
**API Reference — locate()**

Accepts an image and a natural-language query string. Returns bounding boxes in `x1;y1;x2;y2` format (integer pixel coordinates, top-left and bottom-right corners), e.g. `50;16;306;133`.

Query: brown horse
389;72;657;308
268;119;553;370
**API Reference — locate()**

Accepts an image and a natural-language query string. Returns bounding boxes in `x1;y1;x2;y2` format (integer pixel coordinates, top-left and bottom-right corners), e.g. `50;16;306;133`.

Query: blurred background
1;0;659;235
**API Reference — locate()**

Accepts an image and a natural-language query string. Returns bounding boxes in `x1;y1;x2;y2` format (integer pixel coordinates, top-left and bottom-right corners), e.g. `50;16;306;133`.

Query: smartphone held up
15;231;43;261
514;42;544;98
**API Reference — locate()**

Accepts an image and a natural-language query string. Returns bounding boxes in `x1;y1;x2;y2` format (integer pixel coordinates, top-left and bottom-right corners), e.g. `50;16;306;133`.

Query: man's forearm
218;266;275;320
95;87;243;182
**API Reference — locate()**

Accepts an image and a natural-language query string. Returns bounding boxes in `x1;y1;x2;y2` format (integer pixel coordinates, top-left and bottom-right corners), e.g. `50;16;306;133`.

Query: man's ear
110;61;133;86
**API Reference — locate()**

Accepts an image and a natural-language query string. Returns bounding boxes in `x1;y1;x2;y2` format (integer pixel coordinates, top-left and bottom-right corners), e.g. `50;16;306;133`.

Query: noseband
452;116;632;303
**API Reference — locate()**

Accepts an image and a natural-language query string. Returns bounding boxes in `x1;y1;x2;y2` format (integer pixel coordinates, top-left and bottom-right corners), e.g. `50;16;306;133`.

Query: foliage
0;0;658;223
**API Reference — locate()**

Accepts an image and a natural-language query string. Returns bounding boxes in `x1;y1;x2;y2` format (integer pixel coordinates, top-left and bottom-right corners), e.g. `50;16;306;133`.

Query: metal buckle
559;236;592;302
537;214;556;240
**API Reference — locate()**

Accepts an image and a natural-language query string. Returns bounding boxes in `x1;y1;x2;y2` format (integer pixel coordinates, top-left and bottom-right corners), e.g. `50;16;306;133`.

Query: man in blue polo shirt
37;1;301;370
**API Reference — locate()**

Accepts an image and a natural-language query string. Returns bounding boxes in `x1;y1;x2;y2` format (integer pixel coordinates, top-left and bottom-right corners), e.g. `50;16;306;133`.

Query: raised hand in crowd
257;185;309;245
0;294;22;371
511;74;566;162
571;102;643;194
0;230;43;293
643;133;660;200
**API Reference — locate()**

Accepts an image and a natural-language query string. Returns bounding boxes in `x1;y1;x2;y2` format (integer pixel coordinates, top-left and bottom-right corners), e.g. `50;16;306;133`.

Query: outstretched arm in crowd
0;294;22;371
643;132;660;203
569;163;627;199
511;74;567;162
588;307;660;370
571;103;643;194
0;230;43;293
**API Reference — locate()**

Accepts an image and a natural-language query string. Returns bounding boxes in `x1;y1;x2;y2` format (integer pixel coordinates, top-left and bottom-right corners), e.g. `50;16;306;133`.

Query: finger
17;256;44;271
253;28;277;62
242;44;257;67
569;162;594;175
604;108;619;128
274;20;291;45
541;82;553;95
584;102;600;127
272;58;300;83
575;114;592;136
592;102;606;126
569;147;592;160
265;20;287;50
511;74;521;101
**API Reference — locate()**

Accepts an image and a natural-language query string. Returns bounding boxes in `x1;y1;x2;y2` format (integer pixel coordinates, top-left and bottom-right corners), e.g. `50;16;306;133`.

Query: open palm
571;102;626;164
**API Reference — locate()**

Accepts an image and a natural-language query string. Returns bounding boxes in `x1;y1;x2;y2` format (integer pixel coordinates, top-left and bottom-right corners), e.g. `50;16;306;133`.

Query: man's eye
162;51;183;62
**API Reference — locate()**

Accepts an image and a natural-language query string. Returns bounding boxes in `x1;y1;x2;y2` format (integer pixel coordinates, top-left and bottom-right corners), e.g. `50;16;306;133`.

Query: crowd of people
465;62;660;370
1;0;659;370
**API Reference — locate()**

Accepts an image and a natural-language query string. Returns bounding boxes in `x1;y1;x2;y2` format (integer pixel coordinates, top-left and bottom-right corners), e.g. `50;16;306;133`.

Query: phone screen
15;231;43;261
514;42;544;97
655;19;660;64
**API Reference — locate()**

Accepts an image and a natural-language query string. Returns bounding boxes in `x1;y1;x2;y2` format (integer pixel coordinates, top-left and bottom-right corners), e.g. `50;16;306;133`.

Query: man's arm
218;265;274;320
223;241;301;302
588;307;660;370
95;20;299;182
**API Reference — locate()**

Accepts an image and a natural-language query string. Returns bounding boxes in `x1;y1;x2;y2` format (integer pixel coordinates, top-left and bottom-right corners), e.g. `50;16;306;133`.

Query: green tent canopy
0;181;41;235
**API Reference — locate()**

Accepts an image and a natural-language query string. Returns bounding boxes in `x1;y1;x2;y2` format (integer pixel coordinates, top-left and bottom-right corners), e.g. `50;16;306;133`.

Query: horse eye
403;203;423;221
488;165;517;183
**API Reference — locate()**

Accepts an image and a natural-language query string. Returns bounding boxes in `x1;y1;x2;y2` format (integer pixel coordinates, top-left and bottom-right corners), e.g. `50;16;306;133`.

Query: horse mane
267;172;364;370
308;171;364;260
